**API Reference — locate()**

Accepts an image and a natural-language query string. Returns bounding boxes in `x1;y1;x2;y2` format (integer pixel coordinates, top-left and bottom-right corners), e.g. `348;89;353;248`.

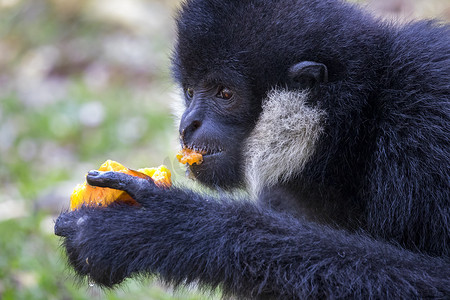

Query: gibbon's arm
55;171;450;299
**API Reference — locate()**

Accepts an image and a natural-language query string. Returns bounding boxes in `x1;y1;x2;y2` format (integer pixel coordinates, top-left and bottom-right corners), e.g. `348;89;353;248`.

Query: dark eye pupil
219;88;233;99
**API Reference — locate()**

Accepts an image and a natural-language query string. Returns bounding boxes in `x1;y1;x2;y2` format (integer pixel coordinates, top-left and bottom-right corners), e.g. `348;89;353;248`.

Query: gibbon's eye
217;87;233;100
185;87;194;99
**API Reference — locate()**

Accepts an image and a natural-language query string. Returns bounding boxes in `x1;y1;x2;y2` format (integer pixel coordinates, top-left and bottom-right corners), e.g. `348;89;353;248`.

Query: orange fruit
70;160;171;211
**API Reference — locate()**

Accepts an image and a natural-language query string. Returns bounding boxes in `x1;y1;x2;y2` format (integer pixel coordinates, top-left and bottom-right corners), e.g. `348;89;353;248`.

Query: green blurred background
0;0;448;299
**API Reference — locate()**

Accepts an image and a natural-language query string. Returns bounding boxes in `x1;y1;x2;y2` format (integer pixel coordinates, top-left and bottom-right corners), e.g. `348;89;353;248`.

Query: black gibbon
55;0;450;298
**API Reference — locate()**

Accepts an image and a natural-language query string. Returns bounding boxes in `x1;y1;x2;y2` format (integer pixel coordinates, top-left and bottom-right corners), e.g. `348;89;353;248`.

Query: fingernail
88;170;99;176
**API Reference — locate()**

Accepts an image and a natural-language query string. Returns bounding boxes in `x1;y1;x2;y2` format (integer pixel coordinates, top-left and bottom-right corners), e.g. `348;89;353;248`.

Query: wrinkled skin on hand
55;171;163;287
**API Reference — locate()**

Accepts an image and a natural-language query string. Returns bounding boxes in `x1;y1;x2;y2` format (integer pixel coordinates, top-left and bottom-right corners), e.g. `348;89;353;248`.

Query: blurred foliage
0;0;205;299
0;0;448;299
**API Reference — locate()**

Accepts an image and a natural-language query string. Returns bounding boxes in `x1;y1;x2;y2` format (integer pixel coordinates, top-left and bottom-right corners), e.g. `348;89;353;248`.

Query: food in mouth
176;148;204;165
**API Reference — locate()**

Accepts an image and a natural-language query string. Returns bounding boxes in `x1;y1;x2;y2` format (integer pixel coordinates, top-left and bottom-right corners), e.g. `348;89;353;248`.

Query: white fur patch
244;89;325;196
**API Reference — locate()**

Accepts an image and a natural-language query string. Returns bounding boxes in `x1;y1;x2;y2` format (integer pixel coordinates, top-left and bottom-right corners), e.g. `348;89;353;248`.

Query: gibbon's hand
54;171;172;287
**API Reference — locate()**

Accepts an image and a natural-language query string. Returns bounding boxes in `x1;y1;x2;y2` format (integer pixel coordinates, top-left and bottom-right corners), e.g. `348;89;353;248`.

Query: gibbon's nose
179;118;202;145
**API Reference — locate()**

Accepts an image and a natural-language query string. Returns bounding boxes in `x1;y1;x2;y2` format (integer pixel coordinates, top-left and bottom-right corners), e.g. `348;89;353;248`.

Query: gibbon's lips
183;144;224;156
177;144;224;166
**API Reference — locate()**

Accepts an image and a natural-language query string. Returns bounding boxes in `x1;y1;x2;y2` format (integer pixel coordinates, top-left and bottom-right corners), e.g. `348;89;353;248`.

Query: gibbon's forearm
60;187;449;298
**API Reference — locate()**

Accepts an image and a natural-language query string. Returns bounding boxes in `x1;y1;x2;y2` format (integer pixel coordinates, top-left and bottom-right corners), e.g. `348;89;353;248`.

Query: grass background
0;0;448;299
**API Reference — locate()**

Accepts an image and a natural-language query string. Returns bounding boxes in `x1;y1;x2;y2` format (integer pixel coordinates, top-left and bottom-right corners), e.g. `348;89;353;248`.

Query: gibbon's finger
54;212;79;237
86;170;155;200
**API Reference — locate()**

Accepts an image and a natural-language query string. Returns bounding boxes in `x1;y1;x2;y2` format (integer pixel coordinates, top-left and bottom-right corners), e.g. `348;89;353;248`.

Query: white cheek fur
244;89;326;197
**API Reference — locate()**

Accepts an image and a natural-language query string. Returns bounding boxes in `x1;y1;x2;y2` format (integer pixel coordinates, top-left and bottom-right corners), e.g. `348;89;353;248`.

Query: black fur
55;0;450;298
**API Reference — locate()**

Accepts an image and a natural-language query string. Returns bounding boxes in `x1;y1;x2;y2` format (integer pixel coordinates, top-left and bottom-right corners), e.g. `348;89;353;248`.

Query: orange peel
70;160;171;211
176;148;203;165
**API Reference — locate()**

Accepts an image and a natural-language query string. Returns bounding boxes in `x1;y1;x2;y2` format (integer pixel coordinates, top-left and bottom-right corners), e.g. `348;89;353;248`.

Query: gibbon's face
174;71;261;189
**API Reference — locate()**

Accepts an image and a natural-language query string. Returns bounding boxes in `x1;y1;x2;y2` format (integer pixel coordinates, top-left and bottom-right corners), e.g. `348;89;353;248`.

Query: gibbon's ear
289;61;328;89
